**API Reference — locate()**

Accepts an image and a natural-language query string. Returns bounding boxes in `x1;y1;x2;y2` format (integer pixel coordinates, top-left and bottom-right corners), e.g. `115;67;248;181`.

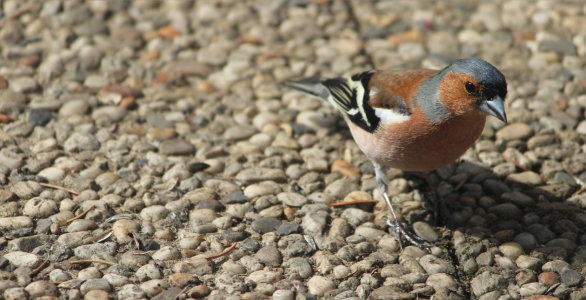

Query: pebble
496;123;533;141
276;221;301;235
251;217;281;234
560;269;582;287
516;255;542;270
246;270;282;284
152;246;181;261
0;216;33;230
519;282;547;297
3;251;41;268
283;257;313;279
74;242;117;259
426;273;459;291
507;171;544;185
470;271;508;296
277;192;308;207
307;275;335;296
419;255;456;274
236;168;286;183
341;208;373;227
159;139;195;156
84;289;109;300
412;221;440;242
112;219;140;243
140;279;167;296
272;289;295;300
499;242;524;260
24;280;57;297
28;108;53;126
118;284;146;299
255;245;282;267
11;181;42;199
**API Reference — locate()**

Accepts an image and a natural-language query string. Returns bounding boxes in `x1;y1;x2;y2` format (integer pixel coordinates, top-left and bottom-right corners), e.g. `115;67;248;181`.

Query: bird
282;58;507;248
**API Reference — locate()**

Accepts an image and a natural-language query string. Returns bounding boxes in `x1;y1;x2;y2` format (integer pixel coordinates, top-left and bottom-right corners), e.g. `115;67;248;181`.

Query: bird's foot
384;216;428;249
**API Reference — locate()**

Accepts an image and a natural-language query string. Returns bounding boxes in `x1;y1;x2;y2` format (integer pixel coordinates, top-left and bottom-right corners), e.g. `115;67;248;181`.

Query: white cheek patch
374;107;410;124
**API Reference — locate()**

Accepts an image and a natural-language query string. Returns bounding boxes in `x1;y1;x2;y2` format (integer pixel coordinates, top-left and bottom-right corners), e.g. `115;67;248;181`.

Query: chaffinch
283;58;507;248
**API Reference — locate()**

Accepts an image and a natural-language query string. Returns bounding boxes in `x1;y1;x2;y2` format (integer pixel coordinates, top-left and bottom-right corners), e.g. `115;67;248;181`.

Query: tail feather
280;76;331;100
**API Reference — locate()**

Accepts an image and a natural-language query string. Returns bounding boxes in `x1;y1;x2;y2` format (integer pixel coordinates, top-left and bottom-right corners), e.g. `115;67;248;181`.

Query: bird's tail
280;76;331;100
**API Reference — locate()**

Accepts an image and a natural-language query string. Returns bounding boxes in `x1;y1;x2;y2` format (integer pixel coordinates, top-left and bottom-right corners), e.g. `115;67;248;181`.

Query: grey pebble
251;217;281;234
159;139;195;156
276;221;301;236
255;245;282;267
470;271;508;296
73;242;117;259
412;221;439;242
560;269;583;287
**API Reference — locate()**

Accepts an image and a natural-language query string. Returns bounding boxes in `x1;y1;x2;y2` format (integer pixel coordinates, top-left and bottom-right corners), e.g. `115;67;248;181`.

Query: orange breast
348;111;486;171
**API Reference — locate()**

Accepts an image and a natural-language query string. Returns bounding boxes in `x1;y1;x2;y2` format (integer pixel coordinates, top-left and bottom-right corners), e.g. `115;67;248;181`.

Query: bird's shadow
402;159;584;264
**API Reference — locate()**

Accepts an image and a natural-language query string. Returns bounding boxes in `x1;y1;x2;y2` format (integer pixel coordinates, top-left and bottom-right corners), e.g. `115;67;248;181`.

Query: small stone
277;192;307;207
222;190;248;204
140;205;169;222
0;216;33;230
333;265;351;279
243;181;282;198
560;269;582;287
187;285;211;298
103;274;128;287
499;242;524;260
325;178;358;199
340;208;373;227
519;282;547;297
515;255;542;270
307;275;335;296
66;219;97;232
507;171;543;185
80;279;111;294
276;221;301;235
118;284;146;299
246;270;281;284
236;168;286;183
426;273;459;291
413;221;439;242
169;273;196;288
140;279;166;296
59;100;90;117
159;139;195;156
283;257;313;279
470;271;508;296
538;272;559;286
112;219;140;243
64;133;100;152
516;269;537;286
11;181;42;199
3;251;41;268
84;289;109;300
10;77;38;93
419;255;455;274
24;280;57;298
152;246;181;261
272;289;295;300
255;245;282;267
496;123;533;141
514;232;538;252
28;109;53;126
74;243;117;259
251;217;280;234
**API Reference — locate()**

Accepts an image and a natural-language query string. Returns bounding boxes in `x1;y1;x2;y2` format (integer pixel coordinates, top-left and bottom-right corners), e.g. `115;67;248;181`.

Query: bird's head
438;58;508;122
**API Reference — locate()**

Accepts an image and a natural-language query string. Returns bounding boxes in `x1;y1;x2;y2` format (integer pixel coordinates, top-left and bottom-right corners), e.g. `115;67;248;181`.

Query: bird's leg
374;164;427;249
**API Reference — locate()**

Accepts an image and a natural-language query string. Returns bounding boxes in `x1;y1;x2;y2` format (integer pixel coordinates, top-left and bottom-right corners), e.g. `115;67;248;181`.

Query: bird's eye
465;81;477;94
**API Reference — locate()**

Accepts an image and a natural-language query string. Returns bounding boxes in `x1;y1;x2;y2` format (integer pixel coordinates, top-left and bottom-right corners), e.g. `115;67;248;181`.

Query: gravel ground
0;0;585;299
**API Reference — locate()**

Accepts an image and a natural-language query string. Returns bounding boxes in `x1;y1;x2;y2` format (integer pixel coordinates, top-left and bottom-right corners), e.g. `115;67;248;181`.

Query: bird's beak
479;96;507;122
